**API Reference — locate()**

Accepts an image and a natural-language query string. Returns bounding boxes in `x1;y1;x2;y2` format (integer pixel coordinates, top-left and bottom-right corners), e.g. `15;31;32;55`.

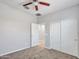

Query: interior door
31;23;40;47
61;19;78;56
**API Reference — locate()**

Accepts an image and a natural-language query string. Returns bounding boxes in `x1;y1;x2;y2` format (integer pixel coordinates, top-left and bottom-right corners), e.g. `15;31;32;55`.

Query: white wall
0;2;37;55
38;5;79;56
38;5;79;23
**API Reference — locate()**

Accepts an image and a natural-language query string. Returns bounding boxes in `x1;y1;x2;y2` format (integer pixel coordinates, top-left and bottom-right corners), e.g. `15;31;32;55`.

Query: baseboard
50;48;79;58
0;47;29;56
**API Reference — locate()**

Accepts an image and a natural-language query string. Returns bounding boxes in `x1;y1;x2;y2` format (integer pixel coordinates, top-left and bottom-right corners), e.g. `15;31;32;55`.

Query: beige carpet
0;46;79;59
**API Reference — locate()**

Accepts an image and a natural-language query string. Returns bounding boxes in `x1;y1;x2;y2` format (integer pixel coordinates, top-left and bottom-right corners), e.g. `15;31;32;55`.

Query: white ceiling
0;0;79;16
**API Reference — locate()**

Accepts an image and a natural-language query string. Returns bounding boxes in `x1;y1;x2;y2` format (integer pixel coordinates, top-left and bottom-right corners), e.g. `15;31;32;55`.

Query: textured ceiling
0;0;79;16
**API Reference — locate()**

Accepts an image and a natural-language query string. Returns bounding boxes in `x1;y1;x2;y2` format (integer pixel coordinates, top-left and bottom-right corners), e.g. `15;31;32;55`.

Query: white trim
0;47;29;56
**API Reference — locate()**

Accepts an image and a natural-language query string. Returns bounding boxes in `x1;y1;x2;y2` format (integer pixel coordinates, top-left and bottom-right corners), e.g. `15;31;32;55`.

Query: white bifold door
50;19;78;57
61;19;78;56
50;22;61;51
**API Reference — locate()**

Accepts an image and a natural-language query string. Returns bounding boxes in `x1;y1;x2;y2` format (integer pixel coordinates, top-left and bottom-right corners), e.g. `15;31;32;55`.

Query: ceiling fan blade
24;6;29;9
35;6;38;11
23;2;32;6
39;2;50;6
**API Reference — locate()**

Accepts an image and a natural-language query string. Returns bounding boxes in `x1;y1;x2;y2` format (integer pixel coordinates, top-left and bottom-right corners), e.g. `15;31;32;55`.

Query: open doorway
30;23;45;48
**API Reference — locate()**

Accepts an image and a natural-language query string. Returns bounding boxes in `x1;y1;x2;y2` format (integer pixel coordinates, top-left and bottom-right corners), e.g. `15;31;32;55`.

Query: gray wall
0;2;37;55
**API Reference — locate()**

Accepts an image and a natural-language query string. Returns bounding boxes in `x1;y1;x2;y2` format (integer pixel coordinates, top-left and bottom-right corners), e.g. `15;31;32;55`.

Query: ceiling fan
23;0;50;11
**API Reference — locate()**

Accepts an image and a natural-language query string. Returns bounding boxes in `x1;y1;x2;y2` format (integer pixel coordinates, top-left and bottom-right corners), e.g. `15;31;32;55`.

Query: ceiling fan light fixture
36;13;41;16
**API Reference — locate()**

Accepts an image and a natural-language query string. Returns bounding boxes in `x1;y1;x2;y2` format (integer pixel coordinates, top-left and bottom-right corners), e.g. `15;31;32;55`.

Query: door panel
50;22;61;51
61;19;78;56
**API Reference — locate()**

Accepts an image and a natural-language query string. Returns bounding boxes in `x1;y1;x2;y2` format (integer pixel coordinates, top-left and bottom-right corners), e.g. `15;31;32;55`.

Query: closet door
50;22;61;51
61;19;78;56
